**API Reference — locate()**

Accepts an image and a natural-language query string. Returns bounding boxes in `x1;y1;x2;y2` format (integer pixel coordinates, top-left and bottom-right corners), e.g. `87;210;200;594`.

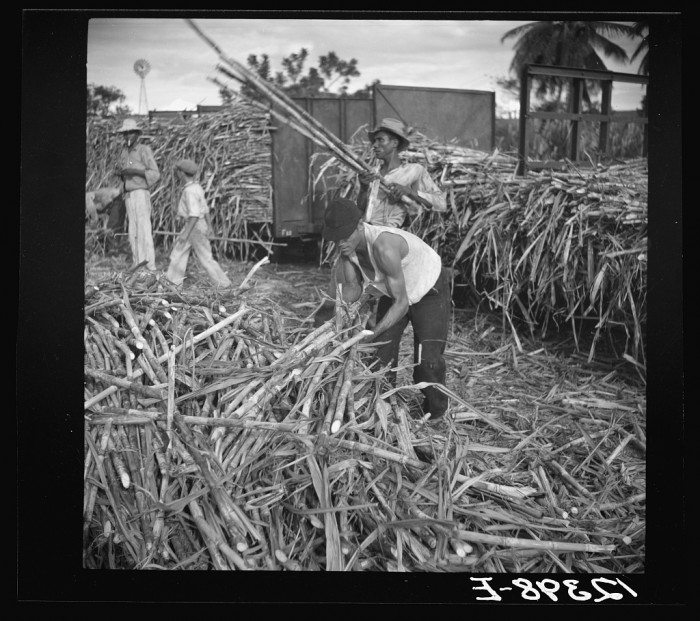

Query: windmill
133;59;151;115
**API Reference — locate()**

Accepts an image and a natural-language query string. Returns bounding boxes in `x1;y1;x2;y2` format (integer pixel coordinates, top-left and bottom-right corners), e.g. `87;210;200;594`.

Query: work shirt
118;143;160;192
367;162;446;228
347;223;442;305
177;182;210;219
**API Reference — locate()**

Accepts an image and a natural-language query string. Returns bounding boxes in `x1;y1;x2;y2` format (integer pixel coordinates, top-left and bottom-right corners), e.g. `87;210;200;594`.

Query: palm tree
630;21;649;115
501;21;637;105
630;21;649;76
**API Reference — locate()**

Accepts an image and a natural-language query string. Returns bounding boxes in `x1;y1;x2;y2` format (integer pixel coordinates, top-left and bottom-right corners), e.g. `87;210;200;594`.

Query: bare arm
334;257;363;304
414;166;446;212
369;234;409;338
312;257;362;327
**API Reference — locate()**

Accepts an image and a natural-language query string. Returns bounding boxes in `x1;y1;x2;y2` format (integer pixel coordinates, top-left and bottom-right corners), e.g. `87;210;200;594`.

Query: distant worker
165;159;232;288
115;118;160;271
85;186;120;222
322;197;451;420
85;186;126;251
357;117;446;227
85;186;127;253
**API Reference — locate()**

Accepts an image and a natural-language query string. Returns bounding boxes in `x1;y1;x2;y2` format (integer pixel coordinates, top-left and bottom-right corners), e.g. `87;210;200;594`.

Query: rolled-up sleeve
414;167;446;213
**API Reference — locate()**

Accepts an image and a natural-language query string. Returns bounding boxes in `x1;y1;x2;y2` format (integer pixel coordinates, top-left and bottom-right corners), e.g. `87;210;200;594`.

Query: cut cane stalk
331;344;357;434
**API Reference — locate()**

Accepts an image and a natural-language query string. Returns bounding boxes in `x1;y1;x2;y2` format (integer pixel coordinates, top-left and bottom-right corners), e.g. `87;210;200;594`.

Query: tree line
87;21;649;118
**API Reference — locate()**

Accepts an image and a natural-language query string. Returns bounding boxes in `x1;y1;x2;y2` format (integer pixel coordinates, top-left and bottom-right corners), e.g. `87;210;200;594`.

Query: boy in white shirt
165;159;232;288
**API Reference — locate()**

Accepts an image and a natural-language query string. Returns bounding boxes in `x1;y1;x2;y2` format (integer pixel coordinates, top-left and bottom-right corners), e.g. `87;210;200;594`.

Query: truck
270;84;495;243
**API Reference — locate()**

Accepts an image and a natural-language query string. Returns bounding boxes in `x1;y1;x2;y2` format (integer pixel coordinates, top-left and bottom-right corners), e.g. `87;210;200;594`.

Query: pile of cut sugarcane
85;99;275;261
320;130;647;364
83;263;645;571
413;151;647;365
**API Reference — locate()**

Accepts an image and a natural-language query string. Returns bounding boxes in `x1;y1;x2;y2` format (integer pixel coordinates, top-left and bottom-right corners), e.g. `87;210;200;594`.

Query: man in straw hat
358;117;446;227
115;118;160;271
165;158;232;288
322;197;451;420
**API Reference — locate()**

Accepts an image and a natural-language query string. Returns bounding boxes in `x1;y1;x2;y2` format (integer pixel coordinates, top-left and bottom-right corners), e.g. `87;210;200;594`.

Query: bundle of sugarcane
85;101;275;262
189;20;428;218
409;158;647;363
83;263;644;572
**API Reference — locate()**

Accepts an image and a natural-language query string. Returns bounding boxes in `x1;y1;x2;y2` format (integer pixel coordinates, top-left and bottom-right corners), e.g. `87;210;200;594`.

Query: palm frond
630;40;647;62
590;21;638;39
632;21;649;37
582;50;607;73
589;33;630;62
500;21;542;44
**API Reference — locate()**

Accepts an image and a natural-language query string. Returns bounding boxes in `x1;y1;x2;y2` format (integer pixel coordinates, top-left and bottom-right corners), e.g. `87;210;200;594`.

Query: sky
87;17;646;117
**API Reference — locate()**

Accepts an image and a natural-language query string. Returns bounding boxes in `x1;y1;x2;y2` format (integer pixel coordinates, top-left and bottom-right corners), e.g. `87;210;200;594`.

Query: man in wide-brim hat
358;117;446;227
115;117;160;270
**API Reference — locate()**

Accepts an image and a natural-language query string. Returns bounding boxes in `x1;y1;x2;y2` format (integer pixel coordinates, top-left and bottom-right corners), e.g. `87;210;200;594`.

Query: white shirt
349;223;442;305
177;182;209;219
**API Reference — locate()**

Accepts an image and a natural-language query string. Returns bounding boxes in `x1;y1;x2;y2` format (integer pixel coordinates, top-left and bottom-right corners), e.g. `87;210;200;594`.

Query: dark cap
174;159;198;176
322;198;363;242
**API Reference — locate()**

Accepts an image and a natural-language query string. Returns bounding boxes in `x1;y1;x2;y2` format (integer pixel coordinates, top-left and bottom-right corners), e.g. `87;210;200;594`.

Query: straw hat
174;159;198;176
368;118;411;151
116;118;142;133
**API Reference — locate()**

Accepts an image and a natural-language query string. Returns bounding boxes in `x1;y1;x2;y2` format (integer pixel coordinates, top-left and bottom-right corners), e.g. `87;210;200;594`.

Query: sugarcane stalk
166;349;176;466
187;498;243;570
84;367;164;400
453;529;615;553
331;345;356;434
83;421;112;534
173;413;249;552
107;435;131;489
547;459;594;498
152;229;284;247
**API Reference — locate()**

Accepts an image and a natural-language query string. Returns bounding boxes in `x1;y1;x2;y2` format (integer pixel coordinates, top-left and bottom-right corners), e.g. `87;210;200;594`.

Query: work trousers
374;267;451;417
125;189;156;270
166;219;231;288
